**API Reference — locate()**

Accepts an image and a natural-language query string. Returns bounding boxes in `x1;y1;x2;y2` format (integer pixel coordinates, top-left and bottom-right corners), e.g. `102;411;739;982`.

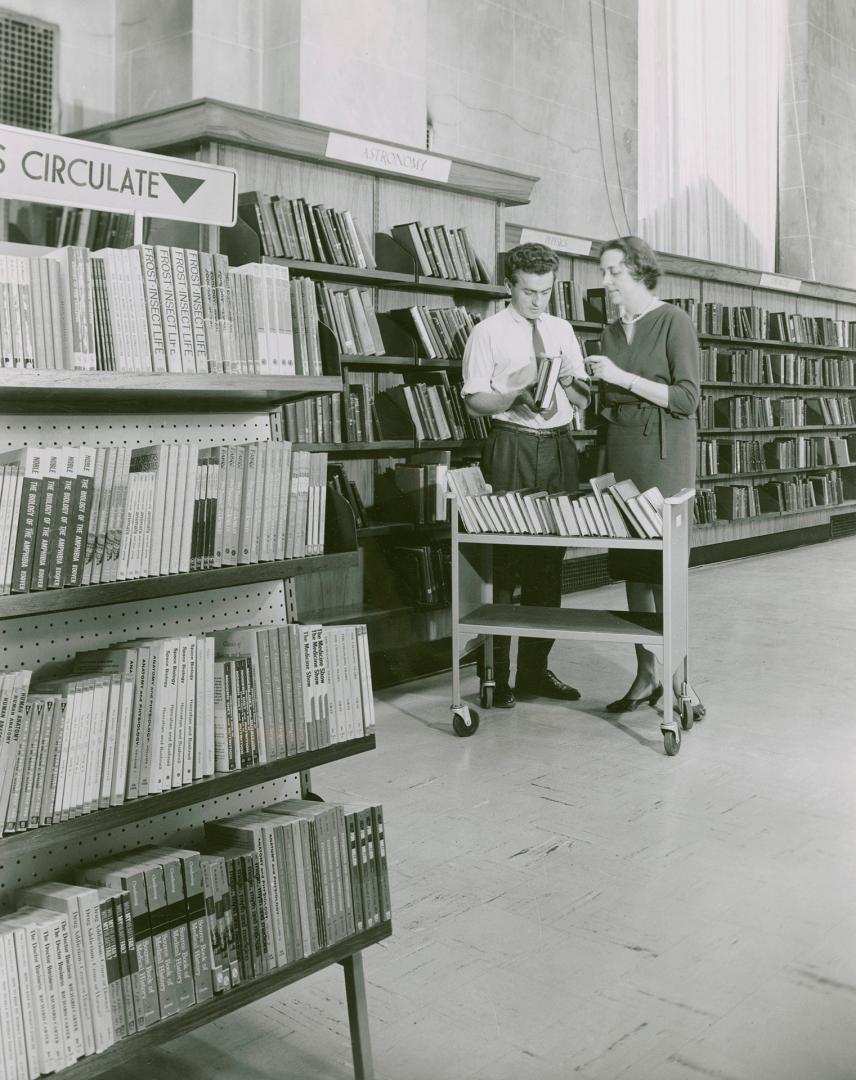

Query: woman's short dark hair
504;242;559;284
601;236;661;290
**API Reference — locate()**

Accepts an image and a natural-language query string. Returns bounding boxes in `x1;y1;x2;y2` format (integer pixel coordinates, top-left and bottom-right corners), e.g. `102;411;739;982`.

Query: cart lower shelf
458;603;663;644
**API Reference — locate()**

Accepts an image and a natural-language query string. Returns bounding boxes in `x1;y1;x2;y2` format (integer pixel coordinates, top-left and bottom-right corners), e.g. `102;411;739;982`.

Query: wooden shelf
54;921;392;1080
341;355;462;371
699;424;856;436
413;275;508;300
261;255;414;288
695;498;856;528
0;371;343;413
699;333;854;355
258;257;507;300
295;440;413;455
358;521;449;539
0;551;358;619
0;736;376;859
699;463;856;482
460;602;663;644
702;380;856;392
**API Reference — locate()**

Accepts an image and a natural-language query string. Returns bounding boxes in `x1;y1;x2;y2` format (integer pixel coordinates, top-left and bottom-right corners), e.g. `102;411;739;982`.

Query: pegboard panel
2;581;289;677
0;774;301;913
1;412;273;451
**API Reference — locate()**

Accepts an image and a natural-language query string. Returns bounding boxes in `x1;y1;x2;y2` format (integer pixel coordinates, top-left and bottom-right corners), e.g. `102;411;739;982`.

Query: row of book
0;622;375;834
238;190;376;268
666;297;856;348
375;463;450;526
695;471;846;522
697;435;855;476
699;347;856;388
378;377;490;443
0;442;328;596
389;221;491;283
274;394;344;444
391;304;479;361
315;281;385;356
0;245;329;377
45;206;136;250
447;466;666;540
549;278;587;323
0;806;390;1072
699;394;856;430
392;542;451;606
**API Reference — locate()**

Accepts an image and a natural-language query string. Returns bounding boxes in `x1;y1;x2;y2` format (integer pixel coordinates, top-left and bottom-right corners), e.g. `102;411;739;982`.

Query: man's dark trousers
480;421;579;687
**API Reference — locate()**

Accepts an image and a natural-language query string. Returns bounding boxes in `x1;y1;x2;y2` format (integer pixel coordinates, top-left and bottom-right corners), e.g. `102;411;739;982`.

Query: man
462;242;590;708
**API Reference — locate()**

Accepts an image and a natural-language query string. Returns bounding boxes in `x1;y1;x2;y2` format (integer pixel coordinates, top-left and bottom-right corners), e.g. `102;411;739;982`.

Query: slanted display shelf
51;922;392;1080
0;735;376;860
0;371;344;413
0;551;359;618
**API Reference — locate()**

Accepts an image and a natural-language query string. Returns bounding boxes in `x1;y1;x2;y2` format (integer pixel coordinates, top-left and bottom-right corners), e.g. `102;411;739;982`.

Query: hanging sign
325;131;452;183
758;272;802;293
519;228;592;256
0;123;238;226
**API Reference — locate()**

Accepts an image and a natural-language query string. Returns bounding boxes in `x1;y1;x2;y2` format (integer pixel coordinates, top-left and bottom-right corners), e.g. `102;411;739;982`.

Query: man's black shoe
493;685;516;709
515;669;581;701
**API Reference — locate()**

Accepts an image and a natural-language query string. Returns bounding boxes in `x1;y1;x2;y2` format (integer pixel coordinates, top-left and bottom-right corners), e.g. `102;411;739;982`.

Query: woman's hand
584;354;631;387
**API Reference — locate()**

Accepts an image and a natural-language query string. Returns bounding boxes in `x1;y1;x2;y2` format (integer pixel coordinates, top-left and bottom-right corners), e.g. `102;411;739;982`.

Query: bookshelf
505;223;856;560
66;98;536;687
0;124;390;1080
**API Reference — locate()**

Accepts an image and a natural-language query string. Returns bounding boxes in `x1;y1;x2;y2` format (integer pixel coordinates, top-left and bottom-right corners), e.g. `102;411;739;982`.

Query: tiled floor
121;536;856;1079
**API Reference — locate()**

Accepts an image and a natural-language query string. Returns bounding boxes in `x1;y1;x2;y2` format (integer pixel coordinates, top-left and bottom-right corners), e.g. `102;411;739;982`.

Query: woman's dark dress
600;303;700;583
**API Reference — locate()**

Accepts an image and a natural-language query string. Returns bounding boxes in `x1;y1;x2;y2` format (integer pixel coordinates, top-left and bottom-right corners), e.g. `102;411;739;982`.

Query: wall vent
0;11;56;132
830;511;856;539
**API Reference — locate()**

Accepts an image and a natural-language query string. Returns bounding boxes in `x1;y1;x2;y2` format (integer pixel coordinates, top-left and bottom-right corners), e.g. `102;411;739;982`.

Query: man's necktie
531;318;558;420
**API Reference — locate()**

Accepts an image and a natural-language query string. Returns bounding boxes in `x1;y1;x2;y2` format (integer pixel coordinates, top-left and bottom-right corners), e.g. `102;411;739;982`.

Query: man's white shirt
462;305;587;429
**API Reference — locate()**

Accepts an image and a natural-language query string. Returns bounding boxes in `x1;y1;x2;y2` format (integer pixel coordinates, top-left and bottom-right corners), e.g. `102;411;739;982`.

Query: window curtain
637;0;784;270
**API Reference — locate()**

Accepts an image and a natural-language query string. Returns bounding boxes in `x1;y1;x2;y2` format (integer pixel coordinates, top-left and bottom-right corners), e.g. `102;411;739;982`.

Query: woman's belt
601;403;695;461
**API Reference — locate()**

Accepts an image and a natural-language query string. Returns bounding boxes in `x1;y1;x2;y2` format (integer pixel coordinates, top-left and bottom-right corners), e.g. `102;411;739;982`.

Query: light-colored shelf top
0;370;342;412
72;98;538;206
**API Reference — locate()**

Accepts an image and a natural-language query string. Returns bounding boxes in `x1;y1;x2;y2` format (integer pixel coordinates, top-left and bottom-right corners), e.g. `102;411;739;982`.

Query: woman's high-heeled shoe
606;684;663;714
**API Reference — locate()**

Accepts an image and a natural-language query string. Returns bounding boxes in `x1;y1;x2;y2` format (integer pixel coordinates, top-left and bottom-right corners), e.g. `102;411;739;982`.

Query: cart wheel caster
480;683;494;709
452;707;480;737
679;697;694;732
662;724;681;756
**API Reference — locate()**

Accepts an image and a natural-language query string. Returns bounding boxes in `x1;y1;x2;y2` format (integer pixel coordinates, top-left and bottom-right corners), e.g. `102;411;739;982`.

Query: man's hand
513;386;539;413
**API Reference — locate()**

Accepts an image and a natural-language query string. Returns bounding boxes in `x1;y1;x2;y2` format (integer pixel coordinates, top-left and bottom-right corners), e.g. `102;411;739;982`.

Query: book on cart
446;465;666;539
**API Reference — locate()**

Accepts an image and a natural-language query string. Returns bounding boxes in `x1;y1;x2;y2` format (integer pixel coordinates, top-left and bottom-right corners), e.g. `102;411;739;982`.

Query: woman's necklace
620;297;658;325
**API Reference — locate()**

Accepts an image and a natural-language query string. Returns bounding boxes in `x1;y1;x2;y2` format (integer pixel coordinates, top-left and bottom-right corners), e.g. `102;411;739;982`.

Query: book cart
0;129;389;1080
448;489;696;756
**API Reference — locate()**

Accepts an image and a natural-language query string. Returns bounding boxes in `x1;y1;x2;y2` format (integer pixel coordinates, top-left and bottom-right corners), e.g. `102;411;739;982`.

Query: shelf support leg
341;951;375;1080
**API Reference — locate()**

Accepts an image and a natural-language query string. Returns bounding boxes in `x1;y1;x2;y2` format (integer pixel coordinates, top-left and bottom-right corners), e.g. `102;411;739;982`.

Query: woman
585;236;704;717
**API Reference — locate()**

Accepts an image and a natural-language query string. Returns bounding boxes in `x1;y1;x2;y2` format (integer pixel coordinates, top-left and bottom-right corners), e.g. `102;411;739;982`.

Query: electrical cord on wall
589;0;634;237
784;18;815;280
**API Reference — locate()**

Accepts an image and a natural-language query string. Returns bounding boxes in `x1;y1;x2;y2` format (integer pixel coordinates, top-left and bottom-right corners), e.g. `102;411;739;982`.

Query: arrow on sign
160;172;206;204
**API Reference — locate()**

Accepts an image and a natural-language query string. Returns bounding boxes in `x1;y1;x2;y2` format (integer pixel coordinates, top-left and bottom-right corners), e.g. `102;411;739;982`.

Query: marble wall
779;0;856;286
426;0;638;238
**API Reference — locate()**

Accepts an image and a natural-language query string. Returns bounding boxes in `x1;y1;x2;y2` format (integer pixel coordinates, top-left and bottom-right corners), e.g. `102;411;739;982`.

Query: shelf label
519;228;592;256
758;272;802;293
325;132;451;183
0;123;238;225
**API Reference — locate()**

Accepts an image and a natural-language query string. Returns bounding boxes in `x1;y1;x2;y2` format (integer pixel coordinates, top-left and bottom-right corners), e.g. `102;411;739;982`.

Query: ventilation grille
831;511;856;539
561;553;611;594
0;12;56;131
